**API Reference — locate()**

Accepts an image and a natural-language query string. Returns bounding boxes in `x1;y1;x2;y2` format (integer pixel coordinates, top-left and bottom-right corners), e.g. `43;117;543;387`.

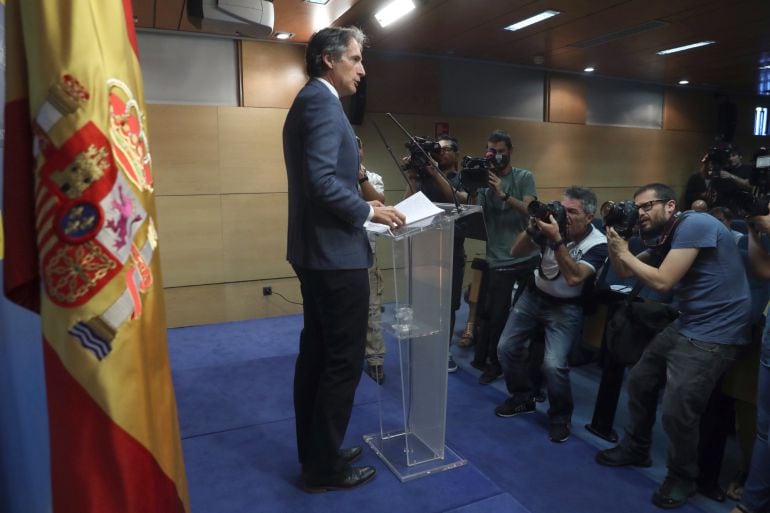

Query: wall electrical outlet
262;286;272;296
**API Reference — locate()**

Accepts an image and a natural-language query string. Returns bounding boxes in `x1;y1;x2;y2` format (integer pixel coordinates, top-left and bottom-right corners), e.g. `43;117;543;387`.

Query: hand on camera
535;214;560;241
605;226;630;255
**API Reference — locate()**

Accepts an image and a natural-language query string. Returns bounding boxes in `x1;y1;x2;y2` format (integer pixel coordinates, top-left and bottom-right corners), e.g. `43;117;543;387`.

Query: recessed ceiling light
584;67;595;73
304;0;331;5
504;10;561;32
759;65;770;70
656;40;715;55
375;0;416;28
274;32;294;40
678;80;689;85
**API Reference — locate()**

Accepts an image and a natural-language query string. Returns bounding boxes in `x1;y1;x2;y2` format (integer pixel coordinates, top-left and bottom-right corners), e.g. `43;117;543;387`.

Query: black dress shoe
303;465;376;493
339;446;363;465
365;364;385;385
697;485;726;502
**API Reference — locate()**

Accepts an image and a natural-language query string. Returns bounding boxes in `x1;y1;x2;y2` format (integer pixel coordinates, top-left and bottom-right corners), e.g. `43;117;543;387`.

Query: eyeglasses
634;199;666;212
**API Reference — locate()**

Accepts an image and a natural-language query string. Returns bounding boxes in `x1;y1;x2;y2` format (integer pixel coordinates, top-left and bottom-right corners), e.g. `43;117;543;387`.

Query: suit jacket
283;79;372;270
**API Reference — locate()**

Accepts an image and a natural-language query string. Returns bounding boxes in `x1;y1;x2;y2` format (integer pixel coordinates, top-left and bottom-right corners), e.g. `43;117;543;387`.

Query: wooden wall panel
663;88;716;132
546;73;587;125
218;107;288;193
148;104;221;195
241;41;307;108
165;284;227;328
221;193;292;282
155;195;224;287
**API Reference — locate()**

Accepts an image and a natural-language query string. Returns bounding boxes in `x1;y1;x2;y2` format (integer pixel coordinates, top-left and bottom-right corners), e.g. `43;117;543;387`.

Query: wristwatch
502;193;510;202
358;175;368;185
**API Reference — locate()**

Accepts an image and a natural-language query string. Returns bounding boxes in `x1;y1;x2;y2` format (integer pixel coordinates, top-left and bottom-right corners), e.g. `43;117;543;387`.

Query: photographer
730;204;770;513
494;186;607;443
403;134;465;372
684;146;751;211
596;183;751;509
464;130;540;385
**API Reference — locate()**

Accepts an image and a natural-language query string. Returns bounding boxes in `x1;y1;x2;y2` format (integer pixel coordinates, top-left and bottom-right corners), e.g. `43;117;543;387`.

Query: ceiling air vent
569;20;667;49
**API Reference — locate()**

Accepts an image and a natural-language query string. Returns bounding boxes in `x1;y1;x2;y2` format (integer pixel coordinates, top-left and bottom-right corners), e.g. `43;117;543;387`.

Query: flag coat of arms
3;0;190;511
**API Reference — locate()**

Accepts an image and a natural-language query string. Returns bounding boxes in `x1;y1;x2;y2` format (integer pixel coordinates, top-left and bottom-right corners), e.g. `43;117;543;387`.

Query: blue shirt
670;212;750;344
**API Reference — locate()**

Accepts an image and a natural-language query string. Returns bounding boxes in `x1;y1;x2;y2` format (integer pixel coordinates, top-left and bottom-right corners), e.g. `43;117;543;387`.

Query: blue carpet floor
168;305;737;513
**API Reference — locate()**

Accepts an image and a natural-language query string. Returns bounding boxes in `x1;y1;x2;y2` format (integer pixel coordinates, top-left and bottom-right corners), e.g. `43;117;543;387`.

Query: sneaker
448;354;458;373
494;398;536;418
549;423;570;443
478;363;502;384
595;445;652;468
652;476;696;509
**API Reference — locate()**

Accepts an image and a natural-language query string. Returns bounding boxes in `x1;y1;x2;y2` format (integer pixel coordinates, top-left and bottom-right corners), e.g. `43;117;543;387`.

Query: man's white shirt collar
314;77;339;99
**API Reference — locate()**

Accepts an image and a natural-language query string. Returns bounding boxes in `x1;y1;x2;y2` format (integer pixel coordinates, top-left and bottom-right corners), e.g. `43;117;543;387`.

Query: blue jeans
497;287;584;424
741;322;770;513
620;325;738;481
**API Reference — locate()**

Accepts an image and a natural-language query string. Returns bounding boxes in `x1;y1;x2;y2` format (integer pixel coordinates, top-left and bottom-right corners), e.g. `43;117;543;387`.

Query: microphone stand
385;112;464;213
371;120;414;195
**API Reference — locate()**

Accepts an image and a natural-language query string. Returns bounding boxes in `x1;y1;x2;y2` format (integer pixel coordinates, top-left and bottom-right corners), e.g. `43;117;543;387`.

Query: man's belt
529;281;582;305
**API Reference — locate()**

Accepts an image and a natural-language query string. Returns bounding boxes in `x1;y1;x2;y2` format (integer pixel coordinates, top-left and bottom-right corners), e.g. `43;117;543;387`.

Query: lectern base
363;431;467;482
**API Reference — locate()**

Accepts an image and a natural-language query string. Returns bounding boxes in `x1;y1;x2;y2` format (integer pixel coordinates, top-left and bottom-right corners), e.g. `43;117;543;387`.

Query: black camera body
702;147;731;178
601;200;639;239
401;136;441;174
528;200;567;238
459;155;494;192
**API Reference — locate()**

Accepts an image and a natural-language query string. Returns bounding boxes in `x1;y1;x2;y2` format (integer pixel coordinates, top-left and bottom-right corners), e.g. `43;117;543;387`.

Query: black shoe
479;364;502;385
697;485;726;503
652;476;696;509
365;364;385;385
549;423;570;443
448;354;458;373
339;446;363;465
595;445;652;468
470;359;486;371
303;465;376;493
494;398;536;418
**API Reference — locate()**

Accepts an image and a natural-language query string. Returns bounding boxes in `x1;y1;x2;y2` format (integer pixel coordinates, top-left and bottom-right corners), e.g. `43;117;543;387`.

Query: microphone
370;120;415;195
385;112;463;212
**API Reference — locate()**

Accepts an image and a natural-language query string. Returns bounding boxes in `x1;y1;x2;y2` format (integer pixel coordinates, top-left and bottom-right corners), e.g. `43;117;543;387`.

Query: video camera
600;200;639;239
400;136;441;174
459;155;495;192
527;200;567;238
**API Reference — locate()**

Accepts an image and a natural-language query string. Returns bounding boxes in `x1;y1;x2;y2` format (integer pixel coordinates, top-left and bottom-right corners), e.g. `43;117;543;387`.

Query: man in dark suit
283;26;404;493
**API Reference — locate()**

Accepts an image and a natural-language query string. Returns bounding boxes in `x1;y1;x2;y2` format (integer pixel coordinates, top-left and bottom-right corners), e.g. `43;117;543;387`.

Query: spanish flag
3;1;190;512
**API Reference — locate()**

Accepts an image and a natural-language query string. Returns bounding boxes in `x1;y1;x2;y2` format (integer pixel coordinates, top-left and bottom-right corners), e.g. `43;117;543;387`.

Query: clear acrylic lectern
363;203;480;482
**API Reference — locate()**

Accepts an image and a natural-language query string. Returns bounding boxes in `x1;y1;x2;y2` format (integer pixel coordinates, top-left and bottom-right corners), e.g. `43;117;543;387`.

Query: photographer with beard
494;186;607;443
454;130;540;384
596;183;751;509
403;134;466;372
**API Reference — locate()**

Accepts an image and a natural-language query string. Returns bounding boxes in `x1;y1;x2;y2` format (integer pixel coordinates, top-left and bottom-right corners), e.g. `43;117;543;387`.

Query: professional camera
459;155;495;192
527;199;567;237
400;136;441;173
701;147;731;178
600;200;639;239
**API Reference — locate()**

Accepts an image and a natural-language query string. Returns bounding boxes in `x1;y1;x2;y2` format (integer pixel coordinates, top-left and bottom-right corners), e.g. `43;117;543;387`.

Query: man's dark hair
633;183;678;205
709;206;734;221
305;26;366;78
437;134;459;152
564;186;598;215
487;129;513;150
